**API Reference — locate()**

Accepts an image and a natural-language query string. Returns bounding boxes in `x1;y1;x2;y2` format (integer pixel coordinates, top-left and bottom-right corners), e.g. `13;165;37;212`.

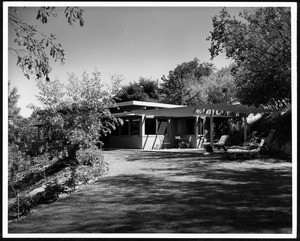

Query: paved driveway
8;149;292;234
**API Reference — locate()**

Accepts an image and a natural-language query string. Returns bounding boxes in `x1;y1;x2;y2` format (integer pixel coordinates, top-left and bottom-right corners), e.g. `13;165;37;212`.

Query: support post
141;115;146;148
17;190;20;221
243;116;247;142
195;116;198;148
210;111;214;146
141;115;145;136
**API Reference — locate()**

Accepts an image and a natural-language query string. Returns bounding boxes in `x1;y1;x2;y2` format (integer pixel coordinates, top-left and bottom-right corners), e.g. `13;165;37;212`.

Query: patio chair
213;135;229;150
203;135;228;151
225;138;266;159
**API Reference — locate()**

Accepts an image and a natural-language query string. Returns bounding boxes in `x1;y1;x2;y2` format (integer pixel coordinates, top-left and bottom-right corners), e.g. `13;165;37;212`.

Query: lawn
8;149;292;234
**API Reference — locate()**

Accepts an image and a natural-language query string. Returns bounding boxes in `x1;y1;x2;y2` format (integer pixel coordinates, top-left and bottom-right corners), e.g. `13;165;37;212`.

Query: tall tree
207;7;291;109
204;65;237;104
114;77;160;102
8;81;22;143
9;7;84;80
160;58;215;105
30;71;122;162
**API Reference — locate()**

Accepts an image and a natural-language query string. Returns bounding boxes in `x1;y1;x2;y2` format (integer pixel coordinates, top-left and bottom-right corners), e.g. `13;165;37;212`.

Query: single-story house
105;100;276;150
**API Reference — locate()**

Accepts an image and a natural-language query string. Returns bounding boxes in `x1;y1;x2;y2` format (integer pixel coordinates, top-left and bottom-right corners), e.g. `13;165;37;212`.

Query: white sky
4;2;293;117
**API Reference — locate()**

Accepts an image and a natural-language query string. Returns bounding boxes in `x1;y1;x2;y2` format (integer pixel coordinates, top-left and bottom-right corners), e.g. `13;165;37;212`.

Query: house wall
109;135;142;149
107;116;201;149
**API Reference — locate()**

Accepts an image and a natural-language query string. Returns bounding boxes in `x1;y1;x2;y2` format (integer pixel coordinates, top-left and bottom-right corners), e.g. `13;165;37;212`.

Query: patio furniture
203;135;228;151
213;135;228;150
225;138;266;159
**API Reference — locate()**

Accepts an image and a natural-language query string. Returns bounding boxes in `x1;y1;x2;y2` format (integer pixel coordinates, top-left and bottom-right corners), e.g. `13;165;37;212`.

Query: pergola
193;103;278;146
113;103;278;147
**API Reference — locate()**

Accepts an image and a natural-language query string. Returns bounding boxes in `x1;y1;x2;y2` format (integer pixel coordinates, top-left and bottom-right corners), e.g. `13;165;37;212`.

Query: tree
8;81;22;144
30;71;122;163
9;7;84;80
207;7;291;109
204;65;237;104
160;58;215;105
114;77;160;102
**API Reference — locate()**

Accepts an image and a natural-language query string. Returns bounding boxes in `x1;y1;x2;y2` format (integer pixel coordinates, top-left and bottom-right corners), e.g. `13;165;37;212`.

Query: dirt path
8;150;292;234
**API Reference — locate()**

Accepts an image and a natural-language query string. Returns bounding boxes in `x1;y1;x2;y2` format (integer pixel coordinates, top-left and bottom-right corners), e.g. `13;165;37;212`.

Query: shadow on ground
8;150;292;233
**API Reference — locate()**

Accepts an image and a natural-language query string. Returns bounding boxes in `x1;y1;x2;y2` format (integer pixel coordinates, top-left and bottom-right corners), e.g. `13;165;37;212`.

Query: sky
5;2;287;117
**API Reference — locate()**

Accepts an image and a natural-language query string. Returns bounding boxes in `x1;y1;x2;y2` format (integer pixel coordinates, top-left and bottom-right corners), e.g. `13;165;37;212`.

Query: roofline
111;100;185;108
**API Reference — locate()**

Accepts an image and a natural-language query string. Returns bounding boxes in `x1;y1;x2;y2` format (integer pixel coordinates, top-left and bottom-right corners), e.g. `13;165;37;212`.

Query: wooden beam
210;111;214;146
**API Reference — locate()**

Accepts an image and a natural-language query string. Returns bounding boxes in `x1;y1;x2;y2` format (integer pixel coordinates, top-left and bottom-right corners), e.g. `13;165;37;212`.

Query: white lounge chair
203;135;228;151
225;138;266;159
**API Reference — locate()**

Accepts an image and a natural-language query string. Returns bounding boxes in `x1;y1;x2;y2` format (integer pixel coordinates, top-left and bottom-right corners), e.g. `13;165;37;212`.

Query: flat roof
113;103;278;118
111;100;185;109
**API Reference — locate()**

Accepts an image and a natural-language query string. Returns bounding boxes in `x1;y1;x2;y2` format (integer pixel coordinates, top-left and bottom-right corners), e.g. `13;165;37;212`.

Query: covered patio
108;103;277;150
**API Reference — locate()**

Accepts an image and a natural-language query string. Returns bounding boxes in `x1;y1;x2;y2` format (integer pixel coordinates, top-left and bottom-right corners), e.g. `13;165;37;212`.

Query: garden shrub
8;196;33;219
227;119;244;145
250;108;291;156
76;147;104;166
31;182;66;205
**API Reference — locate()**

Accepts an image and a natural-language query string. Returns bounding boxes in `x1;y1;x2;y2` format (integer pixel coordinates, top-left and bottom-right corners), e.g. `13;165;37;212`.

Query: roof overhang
113;103;279;118
110;100;185;109
194;103;278;114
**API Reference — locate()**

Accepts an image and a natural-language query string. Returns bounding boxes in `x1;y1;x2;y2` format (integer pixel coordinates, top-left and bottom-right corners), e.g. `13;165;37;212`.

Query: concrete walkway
8;149;292;234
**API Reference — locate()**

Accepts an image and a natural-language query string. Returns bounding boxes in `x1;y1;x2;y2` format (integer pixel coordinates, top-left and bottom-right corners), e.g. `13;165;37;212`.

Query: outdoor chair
179;136;192;148
225;138;266;159
213;135;228;150
203;135;228;151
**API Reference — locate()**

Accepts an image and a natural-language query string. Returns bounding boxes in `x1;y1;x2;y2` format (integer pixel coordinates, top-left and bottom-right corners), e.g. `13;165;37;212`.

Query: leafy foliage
30;71;122;161
8;195;33;218
31;182;66;205
9;7;84;80
160;58;215;105
76;147;104;166
114;77;160;102
8;144;30;195
8;82;22;143
204;65;237;104
207;7;291;109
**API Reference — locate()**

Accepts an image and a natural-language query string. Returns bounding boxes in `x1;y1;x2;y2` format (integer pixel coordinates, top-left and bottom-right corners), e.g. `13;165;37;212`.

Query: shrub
8;195;33;219
76;147;104;166
227;119;244;145
31;182;66;205
8;144;31;198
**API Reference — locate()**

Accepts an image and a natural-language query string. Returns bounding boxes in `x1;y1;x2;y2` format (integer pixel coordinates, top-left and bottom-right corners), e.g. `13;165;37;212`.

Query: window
157;120;168;135
111;125;120;136
121;119;130;135
130;119;140;135
145;119;156;135
186;119;195;135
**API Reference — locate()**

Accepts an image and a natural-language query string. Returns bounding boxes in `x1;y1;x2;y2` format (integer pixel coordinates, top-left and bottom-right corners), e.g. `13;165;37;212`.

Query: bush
8;196;33;219
227;119;244;145
31;182;66;205
76;147;104;166
250;109;291;156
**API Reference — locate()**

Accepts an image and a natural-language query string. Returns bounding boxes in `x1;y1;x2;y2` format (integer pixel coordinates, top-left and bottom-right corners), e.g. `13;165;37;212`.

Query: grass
8;149;292;234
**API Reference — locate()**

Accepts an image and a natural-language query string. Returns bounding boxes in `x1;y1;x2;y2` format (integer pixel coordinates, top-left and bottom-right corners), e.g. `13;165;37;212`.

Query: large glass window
186;119;195;134
121;119;130;135
111;125;120;136
130;119;140;135
145;119;156;135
